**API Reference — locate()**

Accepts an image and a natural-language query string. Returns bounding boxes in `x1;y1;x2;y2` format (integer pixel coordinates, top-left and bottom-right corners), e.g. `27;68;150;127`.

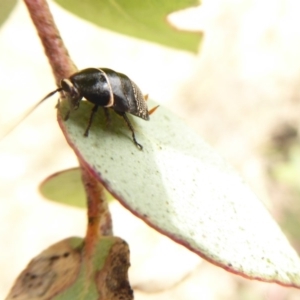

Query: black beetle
32;68;157;149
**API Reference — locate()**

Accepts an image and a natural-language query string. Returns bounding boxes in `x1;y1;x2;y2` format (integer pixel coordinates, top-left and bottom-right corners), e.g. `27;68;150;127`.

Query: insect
5;68;158;149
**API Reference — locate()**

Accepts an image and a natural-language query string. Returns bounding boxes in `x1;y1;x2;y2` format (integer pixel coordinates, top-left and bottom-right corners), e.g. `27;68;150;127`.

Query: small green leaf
39;168;114;208
0;0;17;27
39;168;86;208
54;0;201;52
57;98;300;288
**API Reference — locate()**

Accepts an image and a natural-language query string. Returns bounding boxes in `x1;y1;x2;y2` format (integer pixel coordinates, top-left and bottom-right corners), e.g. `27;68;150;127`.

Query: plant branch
23;0;77;83
80;158;113;257
24;0;113;242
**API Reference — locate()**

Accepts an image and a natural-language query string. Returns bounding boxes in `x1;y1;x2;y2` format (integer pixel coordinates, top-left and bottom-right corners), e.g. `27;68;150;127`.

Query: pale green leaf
57;99;300;288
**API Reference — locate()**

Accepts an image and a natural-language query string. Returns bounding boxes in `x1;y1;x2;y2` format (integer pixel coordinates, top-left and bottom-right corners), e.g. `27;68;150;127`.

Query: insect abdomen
102;68;149;120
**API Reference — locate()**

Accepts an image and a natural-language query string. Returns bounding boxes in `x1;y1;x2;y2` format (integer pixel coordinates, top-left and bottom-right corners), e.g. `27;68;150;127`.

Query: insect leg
64;110;71;121
121;113;143;150
84;105;98;137
103;107;111;128
56;97;70;121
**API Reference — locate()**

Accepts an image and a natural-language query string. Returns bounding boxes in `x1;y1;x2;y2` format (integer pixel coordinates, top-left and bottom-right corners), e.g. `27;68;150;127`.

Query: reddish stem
23;0;77;83
80;158;113;258
24;0;113;240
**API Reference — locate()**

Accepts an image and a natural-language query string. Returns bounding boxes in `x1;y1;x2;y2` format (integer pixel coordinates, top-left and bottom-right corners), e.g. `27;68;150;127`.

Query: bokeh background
1;0;300;299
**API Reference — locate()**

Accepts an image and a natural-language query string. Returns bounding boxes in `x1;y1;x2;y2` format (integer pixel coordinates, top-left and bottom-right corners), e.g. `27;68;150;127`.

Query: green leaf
57;98;300;288
39;168;86;208
39;168;114;208
53;0;201;52
0;0;17;27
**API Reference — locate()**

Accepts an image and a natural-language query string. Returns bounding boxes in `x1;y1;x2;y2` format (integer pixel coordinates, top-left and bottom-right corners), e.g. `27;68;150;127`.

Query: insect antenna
0;88;62;141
